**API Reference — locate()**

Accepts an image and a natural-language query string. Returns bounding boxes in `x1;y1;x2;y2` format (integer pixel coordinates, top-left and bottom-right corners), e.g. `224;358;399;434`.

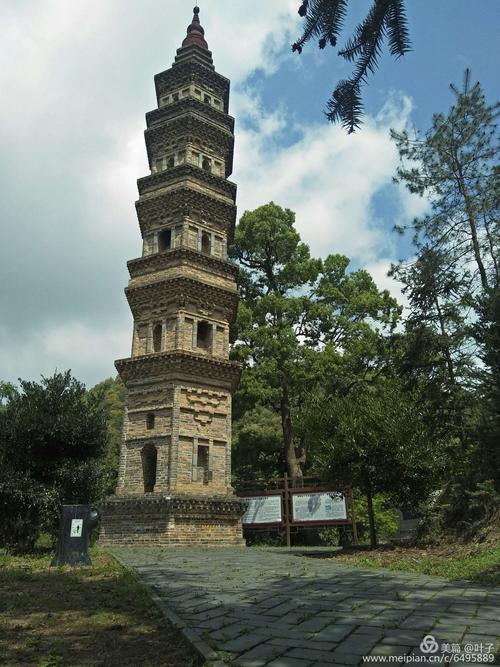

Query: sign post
239;475;357;546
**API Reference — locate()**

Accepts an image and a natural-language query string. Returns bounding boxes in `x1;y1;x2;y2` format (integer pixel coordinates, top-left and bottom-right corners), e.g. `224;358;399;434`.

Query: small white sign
241;495;282;524
292;492;347;522
70;519;83;537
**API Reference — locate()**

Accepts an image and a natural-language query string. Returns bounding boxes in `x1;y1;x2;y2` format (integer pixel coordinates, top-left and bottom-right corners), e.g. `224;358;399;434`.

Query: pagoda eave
125;275;239;322
137;164;237;201
146;99;235;134
135;187;237;240
127;248;239;281
115;350;242;390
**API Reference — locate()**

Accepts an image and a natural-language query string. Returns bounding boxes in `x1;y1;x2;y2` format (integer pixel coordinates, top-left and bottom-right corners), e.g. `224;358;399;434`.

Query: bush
0;371;107;553
0;473;59;553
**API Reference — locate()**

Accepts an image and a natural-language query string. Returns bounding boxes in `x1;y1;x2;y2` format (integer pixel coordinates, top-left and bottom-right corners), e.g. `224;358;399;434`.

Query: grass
0;547;199;667
328;542;500;586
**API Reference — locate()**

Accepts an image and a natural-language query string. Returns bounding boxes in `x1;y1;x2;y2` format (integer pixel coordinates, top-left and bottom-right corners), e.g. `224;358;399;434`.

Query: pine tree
390;72;500;534
292;0;411;132
392;70;499;297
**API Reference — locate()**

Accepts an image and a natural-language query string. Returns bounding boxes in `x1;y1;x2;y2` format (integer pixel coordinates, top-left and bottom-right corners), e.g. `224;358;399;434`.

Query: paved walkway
114;547;499;666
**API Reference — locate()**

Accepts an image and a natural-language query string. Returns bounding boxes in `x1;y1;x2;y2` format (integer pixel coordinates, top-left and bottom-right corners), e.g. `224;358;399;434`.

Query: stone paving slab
113;547;500;666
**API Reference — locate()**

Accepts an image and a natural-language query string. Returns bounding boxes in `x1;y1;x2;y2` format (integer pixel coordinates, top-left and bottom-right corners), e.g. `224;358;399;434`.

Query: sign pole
349;487;358;545
283;474;291;547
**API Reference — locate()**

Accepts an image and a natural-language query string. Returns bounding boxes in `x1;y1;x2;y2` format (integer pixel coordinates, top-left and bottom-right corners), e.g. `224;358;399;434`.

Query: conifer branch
293;0;411;132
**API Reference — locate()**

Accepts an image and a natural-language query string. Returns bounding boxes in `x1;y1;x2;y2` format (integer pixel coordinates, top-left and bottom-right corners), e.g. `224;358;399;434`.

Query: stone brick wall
100;496;245;547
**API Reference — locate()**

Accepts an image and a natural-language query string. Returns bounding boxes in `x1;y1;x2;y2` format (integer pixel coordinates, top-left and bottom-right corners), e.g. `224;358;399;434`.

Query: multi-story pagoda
100;8;244;546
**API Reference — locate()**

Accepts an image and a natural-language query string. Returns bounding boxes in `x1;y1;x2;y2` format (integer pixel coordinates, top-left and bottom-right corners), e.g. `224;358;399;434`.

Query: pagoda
100;8;244;546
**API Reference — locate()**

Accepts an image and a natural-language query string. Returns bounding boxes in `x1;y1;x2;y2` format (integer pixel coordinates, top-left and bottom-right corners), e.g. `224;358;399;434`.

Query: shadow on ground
114;547;500;667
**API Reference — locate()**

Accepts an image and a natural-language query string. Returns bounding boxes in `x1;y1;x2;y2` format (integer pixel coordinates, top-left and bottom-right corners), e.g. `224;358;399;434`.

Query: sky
0;0;498;388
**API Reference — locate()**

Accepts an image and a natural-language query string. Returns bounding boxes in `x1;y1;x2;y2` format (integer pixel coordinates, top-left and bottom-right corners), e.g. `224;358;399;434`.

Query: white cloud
234;93;419;267
0;321;130;388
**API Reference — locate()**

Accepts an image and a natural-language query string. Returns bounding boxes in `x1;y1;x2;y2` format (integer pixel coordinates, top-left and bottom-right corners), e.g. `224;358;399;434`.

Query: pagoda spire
182;6;208;50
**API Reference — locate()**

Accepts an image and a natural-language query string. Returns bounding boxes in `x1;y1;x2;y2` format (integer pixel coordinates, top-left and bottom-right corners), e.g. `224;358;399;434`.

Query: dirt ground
0;549;198;667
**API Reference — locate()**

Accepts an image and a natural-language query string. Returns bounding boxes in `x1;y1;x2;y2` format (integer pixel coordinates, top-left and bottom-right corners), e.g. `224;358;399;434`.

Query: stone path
113;547;500;666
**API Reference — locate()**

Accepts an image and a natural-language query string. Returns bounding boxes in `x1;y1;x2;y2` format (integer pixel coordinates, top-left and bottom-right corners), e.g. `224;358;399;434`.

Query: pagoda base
99;493;246;547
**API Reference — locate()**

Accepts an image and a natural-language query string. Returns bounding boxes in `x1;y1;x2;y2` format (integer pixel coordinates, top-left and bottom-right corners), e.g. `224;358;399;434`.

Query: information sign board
241;495;282;525
291;492;347;522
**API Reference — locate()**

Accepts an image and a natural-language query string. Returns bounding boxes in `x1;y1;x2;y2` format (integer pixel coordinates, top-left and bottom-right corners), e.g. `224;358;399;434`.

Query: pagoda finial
182;6;208;50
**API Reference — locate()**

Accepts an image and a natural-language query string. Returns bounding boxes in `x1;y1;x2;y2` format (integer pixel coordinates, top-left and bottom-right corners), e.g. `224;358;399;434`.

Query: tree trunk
456;168;490;292
280;382;303;482
366;486;377;548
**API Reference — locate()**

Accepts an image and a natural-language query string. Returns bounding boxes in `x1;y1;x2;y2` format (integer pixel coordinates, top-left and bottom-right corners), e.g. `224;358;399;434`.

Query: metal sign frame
237;475;358;546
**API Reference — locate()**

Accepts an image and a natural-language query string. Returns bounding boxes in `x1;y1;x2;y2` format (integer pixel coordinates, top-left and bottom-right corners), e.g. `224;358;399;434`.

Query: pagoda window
152;324;162;352
213;99;221;108
194;88;201;97
196;320;212;350
204;94;211;105
172;93;179;102
214;235;223;258
146;413;155;430
201;231;211;255
182;88;189;96
167;155;175;169
154;158;164;173
141;443;157;493
158;228;172;253
197;445;210;484
202;157;211;173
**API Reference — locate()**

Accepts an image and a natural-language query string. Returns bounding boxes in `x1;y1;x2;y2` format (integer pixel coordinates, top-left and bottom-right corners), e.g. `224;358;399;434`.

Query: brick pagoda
100;8;245;547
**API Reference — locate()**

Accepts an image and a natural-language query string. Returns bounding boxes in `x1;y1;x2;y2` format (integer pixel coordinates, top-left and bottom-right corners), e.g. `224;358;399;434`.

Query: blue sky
254;1;499;132
0;1;498;387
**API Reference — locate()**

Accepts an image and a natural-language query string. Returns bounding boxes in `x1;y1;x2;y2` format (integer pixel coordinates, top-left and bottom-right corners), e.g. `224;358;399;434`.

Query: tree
389;72;500;537
0;371;107;552
391;70;499;298
88;376;125;494
391;71;499;438
474;287;500;491
306;379;443;546
232;406;283;488
231;202;401;481
390;248;474;446
292;0;411;132
231;203;321;479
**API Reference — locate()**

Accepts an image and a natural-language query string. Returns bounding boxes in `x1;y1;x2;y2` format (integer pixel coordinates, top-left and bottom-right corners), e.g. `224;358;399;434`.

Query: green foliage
474;288;500;491
318;495;398;546
293;0;411;132
390;72;500;536
0;371;107;553
232;406;283;488
88;376;125;494
0;474;59;555
353;494;399;543
231;202;401;481
306;379;443;545
391;70;499;296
